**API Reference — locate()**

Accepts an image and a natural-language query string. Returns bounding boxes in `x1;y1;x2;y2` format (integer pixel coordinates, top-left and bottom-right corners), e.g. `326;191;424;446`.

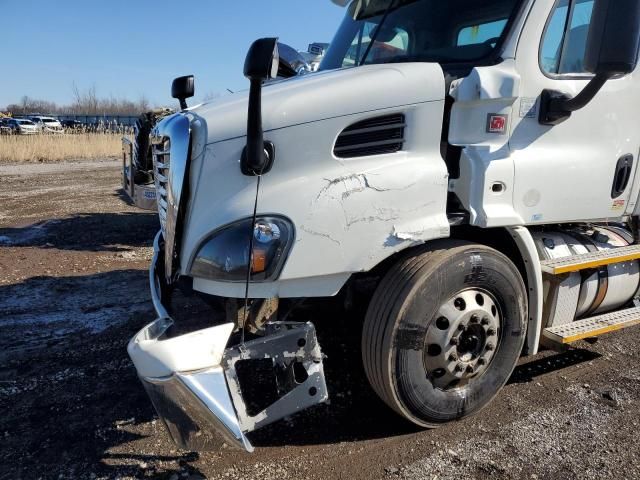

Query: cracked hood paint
181;62;450;299
191;63;446;145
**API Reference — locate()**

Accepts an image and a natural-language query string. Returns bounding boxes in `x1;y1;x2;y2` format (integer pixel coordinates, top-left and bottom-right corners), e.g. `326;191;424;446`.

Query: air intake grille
334;114;405;158
152;137;170;233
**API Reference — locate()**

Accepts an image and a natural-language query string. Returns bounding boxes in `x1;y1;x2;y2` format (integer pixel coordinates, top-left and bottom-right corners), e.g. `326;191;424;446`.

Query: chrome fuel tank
533;226;640;327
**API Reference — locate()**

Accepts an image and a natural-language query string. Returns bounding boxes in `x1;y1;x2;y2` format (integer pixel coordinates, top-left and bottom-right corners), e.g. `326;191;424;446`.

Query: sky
0;0;346;109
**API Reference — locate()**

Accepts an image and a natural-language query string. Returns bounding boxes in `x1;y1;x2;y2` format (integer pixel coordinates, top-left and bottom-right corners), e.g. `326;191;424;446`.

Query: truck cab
128;0;640;453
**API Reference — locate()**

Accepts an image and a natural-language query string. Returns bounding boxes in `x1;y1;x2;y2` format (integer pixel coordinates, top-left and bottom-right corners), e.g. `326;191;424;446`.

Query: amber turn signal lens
251;248;267;273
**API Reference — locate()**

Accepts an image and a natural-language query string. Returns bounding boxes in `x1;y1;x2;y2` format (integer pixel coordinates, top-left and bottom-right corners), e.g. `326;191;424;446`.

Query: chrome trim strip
151;113;191;281
149;231;169;319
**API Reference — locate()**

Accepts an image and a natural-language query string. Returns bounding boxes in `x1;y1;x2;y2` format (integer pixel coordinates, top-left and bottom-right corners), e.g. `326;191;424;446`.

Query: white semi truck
128;0;640;453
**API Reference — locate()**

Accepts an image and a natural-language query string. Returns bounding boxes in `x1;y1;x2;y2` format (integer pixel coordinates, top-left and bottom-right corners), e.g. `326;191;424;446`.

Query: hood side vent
334;113;405;158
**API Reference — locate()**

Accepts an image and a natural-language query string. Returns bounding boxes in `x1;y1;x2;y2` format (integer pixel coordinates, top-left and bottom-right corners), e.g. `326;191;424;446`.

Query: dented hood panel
182;62;449;298
193;63;446;145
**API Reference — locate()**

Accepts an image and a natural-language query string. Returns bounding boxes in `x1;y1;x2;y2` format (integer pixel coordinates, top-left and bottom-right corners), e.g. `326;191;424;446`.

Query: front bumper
127;232;329;452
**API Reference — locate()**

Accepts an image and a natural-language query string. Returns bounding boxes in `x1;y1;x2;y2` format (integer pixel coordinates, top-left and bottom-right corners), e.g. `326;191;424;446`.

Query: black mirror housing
585;0;640;76
171;75;195;110
244;38;279;81
241;38;279;176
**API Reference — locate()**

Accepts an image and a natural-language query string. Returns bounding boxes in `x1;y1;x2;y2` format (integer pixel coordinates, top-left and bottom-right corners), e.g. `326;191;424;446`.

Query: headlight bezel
188;215;295;283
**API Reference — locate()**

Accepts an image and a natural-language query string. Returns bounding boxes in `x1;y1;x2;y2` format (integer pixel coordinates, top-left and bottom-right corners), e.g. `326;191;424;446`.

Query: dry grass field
0;133;122;162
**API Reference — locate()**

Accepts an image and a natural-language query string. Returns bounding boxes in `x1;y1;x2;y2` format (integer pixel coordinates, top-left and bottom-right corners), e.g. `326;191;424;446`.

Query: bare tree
137;94;150;112
20;96;31;114
5;84;159;116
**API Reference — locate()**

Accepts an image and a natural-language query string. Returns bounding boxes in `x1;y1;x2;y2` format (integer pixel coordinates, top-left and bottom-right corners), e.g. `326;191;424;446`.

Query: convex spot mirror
171;75;195;110
585;0;640;76
276;42;310;78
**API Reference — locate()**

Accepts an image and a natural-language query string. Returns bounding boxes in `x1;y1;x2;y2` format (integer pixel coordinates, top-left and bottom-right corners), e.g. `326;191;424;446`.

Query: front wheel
362;240;527;427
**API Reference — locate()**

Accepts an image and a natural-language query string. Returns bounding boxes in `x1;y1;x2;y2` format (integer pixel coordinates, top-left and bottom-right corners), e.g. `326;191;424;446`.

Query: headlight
189;216;294;282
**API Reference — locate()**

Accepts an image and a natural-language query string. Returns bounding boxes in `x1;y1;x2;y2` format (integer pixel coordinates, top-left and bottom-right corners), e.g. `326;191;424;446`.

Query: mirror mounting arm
539;72;613;126
241;38;279;177
241;78;275;175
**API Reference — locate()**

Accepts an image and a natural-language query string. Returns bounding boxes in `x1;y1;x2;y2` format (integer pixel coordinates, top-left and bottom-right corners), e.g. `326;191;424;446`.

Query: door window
540;0;595;75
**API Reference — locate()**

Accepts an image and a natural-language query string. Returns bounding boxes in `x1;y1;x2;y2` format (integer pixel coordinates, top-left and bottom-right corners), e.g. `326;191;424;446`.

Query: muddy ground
1;159;640;480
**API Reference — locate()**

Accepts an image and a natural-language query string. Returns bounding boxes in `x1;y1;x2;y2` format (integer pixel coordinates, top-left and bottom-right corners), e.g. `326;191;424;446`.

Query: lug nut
466;365;474;373
455;363;465;372
458;324;466;331
470;315;479;323
487;328;496;336
450;337;460;345
477;358;487;366
486;343;495;351
448;352;459;361
481;317;490;326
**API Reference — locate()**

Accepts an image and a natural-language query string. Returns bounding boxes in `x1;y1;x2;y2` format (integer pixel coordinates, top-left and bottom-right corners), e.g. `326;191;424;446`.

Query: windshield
320;0;523;70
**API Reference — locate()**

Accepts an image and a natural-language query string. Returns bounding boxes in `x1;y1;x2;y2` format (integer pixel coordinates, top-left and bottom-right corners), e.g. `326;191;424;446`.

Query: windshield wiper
359;0;398;66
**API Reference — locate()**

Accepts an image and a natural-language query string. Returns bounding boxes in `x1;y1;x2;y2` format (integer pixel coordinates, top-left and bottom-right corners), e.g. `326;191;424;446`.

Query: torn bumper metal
127;233;328;452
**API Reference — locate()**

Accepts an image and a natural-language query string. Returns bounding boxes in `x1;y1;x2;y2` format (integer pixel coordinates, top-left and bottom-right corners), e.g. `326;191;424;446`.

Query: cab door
509;0;640;224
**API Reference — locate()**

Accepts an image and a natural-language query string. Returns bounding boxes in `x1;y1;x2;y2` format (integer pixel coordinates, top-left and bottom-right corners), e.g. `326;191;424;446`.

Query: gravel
1;160;639;479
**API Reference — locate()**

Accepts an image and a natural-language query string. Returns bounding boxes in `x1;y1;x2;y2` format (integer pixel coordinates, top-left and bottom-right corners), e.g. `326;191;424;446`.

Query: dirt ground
1;159;640;480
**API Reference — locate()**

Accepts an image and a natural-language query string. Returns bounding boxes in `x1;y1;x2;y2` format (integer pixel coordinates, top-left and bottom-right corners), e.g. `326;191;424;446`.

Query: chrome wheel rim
424;288;501;390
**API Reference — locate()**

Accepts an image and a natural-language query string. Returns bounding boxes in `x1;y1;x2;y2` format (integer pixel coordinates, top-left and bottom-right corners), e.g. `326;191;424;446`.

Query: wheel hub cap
424;289;500;390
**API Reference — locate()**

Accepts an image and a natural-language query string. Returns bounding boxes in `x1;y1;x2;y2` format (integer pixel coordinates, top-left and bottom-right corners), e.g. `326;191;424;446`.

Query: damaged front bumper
127;233;329;452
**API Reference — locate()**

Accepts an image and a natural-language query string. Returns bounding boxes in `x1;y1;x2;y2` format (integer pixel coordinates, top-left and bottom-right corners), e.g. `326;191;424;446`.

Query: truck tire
362;240;527;427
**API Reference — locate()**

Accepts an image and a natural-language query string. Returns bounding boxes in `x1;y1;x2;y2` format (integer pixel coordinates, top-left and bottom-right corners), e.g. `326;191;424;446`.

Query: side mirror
585;0;640;76
171;75;195;110
540;0;640;125
244;38;280;82
277;42;311;78
241;38;279;176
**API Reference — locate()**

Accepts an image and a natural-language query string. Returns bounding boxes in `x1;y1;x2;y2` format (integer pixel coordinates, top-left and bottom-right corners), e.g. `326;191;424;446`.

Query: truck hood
179;62;450;299
192;63;446;144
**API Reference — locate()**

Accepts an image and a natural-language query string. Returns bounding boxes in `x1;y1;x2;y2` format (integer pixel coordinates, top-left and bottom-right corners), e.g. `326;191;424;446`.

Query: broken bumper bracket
127;232;329;452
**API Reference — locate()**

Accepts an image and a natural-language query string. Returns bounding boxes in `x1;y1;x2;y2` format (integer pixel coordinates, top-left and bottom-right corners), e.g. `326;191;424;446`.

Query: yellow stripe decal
544;252;640;275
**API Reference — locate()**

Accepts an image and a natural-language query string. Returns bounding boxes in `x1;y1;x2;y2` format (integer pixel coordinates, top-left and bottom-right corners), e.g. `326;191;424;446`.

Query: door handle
612;154;634;199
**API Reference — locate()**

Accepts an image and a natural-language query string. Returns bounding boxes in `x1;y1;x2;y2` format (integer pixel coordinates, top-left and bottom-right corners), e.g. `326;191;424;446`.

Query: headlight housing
189;216;294;282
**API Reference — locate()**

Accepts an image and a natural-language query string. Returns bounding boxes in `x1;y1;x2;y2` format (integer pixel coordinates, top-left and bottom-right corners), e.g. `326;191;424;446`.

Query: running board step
543;307;640;344
540;244;640;275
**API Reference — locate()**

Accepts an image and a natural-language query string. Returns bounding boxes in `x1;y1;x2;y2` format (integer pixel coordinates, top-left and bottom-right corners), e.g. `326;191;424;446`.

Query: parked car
7;118;38;135
29;116;64;133
0;118;12;135
61;119;84;130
